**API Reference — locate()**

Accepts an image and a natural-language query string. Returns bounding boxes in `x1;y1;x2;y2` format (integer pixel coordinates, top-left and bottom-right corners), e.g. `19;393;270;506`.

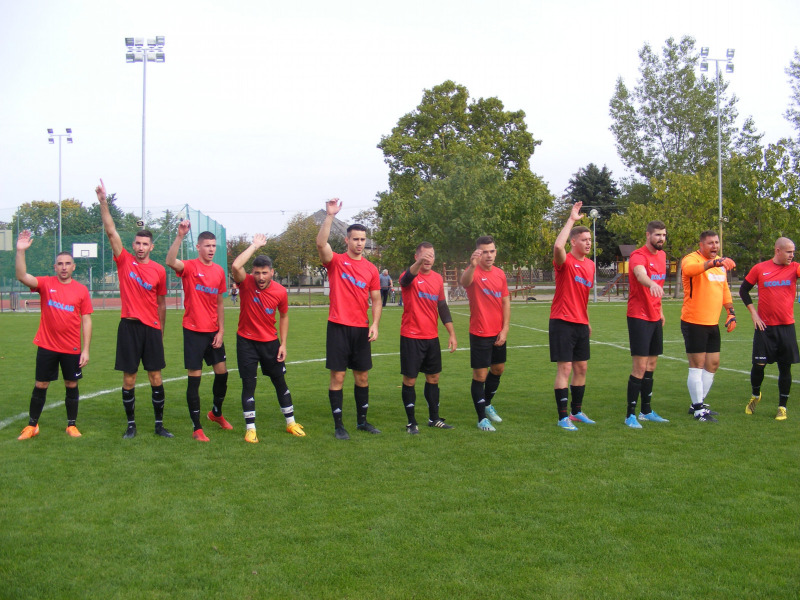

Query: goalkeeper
680;231;736;422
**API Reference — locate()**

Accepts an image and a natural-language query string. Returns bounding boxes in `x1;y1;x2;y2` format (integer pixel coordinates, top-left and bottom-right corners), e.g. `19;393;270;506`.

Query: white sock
701;369;715;400
688;368;704;405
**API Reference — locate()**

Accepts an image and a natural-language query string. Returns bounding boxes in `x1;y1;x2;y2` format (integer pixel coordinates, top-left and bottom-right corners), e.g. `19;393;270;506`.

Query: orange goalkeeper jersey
680;251;733;325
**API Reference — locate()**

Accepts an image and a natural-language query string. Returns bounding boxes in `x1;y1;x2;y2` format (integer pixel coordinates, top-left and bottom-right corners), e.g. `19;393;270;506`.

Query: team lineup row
13;183;800;441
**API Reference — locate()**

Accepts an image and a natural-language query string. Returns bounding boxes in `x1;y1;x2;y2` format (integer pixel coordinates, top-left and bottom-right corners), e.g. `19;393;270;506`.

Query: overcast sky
1;0;798;239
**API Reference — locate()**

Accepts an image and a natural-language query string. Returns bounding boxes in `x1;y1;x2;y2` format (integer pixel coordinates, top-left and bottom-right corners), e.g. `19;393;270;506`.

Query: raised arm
166;219;190;274
231;234;267;283
460;249;482;288
554;201;584;267
15;230;39;289
96;179;123;257
316;199;341;265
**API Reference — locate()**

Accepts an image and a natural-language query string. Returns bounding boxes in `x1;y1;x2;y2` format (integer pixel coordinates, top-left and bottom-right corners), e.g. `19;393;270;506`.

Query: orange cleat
65;425;82;438
244;428;258;444
207;411;233;430
286;422;306;437
18;425;40;440
192;429;210;442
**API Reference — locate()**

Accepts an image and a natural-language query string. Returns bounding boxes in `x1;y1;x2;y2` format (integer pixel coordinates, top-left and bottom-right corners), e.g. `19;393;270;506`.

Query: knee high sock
212;372;228;415
241;377;257;427
485;372;501;405
424;382;440;422
122;387;135;425
570;385;585;415
270;374;295;424
701;369;715;400
555;388;569;420
151;385;165;426
65;386;79;426
626;376;642;417
778;363;792;407
751;364;765;396
29;387;47;426
688;368;703;407
641;371;654;414
329;389;344;428
402;384;416;425
187;376;202;430
471;379;486;421
354;385;369;425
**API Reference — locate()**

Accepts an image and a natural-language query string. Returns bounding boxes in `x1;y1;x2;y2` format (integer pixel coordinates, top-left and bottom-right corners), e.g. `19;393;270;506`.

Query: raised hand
570;201;584;222
177;219;191;236
16;230;33;251
252;233;267;248
325;198;342;216
95;179;107;203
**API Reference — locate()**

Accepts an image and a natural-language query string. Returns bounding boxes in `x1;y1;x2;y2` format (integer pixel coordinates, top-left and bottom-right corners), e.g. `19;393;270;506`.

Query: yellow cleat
286;422;306;437
18;424;40;440
244;428;259;443
776;406;787;421
65;425;82;438
745;393;761;415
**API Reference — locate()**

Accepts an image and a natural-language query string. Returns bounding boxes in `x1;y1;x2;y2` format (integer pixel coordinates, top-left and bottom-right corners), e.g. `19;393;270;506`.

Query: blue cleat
557;417;578;431
638;411;669;423
485;405;502;423
625;414;643;429
477;418;496;432
569;411;595;424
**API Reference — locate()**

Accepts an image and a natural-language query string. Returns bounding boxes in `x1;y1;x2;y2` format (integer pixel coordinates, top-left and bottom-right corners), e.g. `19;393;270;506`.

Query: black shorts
237;335;287;379
469;333;507;369
549;319;590;363
183;328;226;370
752;324;800;365
326;321;372;372
35;347;83;382
627;316;663;357
680;320;721;354
400;336;442;378
115;319;166;373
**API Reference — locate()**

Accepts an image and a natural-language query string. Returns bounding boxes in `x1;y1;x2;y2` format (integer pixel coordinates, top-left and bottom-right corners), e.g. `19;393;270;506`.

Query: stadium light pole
125;36;165;226
699;46;735;253
47;128;73;254
589;209;599;303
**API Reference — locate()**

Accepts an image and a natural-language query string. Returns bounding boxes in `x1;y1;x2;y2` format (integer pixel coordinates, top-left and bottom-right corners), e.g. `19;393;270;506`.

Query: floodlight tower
699;46;735;252
47;128;74;254
125;36;165;226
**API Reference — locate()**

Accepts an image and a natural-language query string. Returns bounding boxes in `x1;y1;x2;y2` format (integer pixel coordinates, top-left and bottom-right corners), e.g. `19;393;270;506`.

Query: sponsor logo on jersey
47;298;75;312
764;280;792;287
252;296;275;314
573;275;593;288
195;283;219;295
417;291;439;301
651;273;666;282
341;272;367;289
481;287;503;298
129;271;153;290
707;273;727;282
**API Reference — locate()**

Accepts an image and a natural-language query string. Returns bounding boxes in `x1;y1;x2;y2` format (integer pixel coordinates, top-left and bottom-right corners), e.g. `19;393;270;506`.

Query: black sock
485;372;501;404
329;389;344;427
471;379;486;421
151;385;165;426
270;374;294;420
122;387;135;424
65;386;79;426
242;377;257;425
778;363;792;407
570;385;585;415
424;382;440;422
555;388;568;420
641;370;654;414
751;363;765;396
187;376;202;430
626;375;642;417
212;372;228;415
29;386;48;426
355;385;369;425
402;384;416;425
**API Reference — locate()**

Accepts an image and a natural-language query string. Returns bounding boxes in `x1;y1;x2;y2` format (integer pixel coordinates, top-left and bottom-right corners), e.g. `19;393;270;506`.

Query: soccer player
550;201;595;431
231;234;305;442
625;221;669;428
461;235;510;432
316;198;382;440
739;237;800;420
96;179;172;439
380;269;393;307
680;230;736;422
15;230;93;440
166;220;230;442
399;242;457;434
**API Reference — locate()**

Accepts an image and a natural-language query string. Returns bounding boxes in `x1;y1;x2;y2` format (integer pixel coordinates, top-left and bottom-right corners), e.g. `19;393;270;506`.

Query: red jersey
114;249;167;329
744;260;800;326
178;259;226;332
324;252;380;327
31;276;93;354
550;252;594;325
400;269;445;339
466;265;509;337
237;275;288;342
627;246;666;321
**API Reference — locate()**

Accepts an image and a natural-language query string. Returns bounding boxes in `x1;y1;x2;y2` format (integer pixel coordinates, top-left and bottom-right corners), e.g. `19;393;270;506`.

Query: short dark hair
55;251;73;261
699;230;718;242
197;231;216;243
347;224;367;236
252;255;273;268
476;235;495;247
416;241;434;252
646;221;666;234
570;226;590;239
135;230;154;241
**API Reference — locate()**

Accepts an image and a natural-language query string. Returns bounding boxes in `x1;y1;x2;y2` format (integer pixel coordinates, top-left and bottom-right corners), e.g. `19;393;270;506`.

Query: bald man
739;237;800;421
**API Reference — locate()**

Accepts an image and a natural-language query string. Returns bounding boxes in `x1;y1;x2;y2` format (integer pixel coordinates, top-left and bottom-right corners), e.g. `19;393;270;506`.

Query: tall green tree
609;36;738;180
271;213;321;290
785;49;800;140
375;80;552;270
564;164;623;261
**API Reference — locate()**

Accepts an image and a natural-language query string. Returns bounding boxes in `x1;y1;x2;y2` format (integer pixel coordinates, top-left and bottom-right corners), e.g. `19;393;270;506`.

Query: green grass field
1;300;798;599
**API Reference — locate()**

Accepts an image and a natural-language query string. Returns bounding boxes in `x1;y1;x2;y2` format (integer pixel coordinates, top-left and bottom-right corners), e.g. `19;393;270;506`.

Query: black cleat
357;422;381;434
155;425;174;438
688;404;718;415
428;418;454;429
334;426;350;440
694;410;718;423
406;423;420;435
123;424;137;439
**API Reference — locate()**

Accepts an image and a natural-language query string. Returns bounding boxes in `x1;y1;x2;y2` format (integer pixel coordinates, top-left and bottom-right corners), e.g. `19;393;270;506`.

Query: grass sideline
1;301;799;599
